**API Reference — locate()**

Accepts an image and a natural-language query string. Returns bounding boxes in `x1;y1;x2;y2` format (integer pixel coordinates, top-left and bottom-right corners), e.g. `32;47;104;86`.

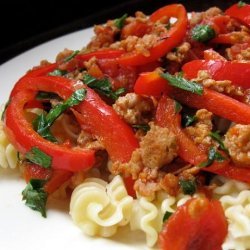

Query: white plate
0;28;151;250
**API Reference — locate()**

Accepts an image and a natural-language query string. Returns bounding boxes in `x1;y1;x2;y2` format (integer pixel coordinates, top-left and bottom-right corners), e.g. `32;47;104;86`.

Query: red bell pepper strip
159;197;228;250
172;87;250;125
135;70;250;124
118;4;188;66
134;71;171;97
26;63;57;77
205;162;250;184
23;164;73;194
203;49;226;61
76;49;124;61
5;89;95;172
225;3;250;28
156;95;207;165
182;60;250;89
211;32;250;44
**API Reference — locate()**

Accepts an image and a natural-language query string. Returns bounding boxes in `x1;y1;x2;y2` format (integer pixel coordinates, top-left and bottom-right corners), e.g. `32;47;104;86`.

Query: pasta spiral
69;175;133;237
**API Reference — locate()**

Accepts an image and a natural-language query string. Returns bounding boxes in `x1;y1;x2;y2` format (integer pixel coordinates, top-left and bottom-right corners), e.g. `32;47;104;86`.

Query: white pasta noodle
213;176;250;250
70;175;133;237
0;107;18;169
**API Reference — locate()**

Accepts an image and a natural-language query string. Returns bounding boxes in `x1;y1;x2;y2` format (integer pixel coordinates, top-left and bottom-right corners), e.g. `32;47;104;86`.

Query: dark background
0;0;240;64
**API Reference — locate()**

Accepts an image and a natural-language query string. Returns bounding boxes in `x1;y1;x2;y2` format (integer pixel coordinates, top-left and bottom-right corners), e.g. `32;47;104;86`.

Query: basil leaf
64;50;80;62
209;131;228;153
132;124;150;132
179;179;196;195
174;101;182;114
182;114;197;127
160;72;203;95
25;147;52;169
48;69;68;76
192;25;216;43
199;147;226;168
114;13;128;29
238;1;246;7
83;74;125;100
163;211;173;222
22;179;48;218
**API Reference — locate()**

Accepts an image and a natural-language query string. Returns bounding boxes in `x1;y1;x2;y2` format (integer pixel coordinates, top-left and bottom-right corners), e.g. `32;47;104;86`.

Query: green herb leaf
64;50;80;62
163;211;173;222
25;147;52;168
132;124;150;132
83;74;125;100
192;25;216;43
160;72;203;95
209;131;228;153
182;114;197;127
48;69;68;76
179;179;196;195
114;13;128;29
36;91;60;101
174;101;182;114
22;179;48;218
199;147;226;168
1;100;10;121
35;89;86;141
238;1;246;7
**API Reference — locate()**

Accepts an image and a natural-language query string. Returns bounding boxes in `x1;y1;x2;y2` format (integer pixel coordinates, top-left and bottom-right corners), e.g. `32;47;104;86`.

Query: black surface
0;0;240;65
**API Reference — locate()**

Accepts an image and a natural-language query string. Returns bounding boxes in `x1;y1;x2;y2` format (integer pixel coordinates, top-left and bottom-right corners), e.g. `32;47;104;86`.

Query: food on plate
1;1;250;249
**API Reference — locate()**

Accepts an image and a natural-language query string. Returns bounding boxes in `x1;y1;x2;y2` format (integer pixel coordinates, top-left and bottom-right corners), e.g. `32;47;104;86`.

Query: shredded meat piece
159;173;179;196
139;123;178;169
193;70;244;96
113;93;154;124
189;7;222;27
166;42;191;63
185;109;213;152
224;124;250;167
77;130;104;150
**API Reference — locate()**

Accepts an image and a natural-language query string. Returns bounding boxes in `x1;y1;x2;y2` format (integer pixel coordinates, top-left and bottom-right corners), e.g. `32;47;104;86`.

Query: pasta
0;115;17;169
2;2;250;249
70;175;133;237
214;177;250;250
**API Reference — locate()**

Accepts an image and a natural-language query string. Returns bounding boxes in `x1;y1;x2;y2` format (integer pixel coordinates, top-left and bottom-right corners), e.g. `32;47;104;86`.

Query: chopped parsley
48;69;68;76
1;100;10;121
160;72;203;95
22;179;48;218
64;50;80;62
114;13;128;29
34;89;86;142
199;147;226;168
132;124;150;132
238;1;246;7
179;179;196;195
174;101;182;114
209;131;228;153
163;211;173;222
83;74;125;100
182;114;197;127
192;25;216;43
25;147;52;169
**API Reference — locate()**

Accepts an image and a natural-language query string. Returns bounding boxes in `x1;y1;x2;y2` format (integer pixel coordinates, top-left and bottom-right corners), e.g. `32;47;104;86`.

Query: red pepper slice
159;197;228;250
118;4;187;66
23;164;73;194
5;89;95;172
225;3;250;28
156;95;207;165
182;60;250;89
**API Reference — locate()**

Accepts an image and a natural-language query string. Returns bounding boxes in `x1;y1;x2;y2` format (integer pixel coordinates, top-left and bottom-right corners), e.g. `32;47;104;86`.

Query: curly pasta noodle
213;176;250;250
69;175;133;237
0;107;18;169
